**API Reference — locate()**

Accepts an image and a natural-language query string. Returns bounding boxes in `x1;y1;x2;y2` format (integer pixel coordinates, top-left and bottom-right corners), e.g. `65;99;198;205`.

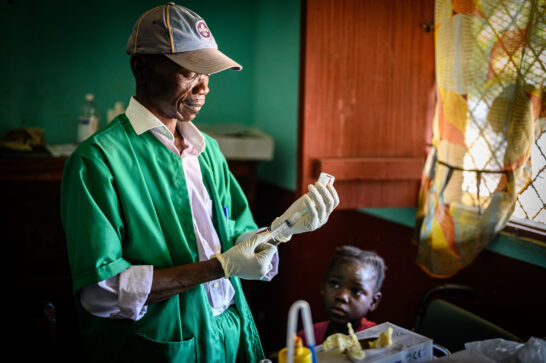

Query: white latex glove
270;181;340;242
212;231;277;280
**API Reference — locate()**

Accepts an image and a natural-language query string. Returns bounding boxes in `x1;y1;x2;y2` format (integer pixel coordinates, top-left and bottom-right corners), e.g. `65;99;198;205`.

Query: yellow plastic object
278;335;312;363
369;326;393;348
322;323;365;360
347;322;365;359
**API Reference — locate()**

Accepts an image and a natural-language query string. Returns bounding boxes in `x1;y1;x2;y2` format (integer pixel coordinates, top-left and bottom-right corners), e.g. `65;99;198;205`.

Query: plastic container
278;336;312;363
278;300;317;363
77;93;99;143
107;101;125;124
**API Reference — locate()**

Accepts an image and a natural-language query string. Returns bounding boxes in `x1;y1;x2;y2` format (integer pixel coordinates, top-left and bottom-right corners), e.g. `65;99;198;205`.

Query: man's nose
192;76;209;95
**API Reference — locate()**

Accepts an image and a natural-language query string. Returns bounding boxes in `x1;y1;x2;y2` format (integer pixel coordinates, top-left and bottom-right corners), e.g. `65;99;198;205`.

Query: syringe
266;209;308;243
265;172;335;243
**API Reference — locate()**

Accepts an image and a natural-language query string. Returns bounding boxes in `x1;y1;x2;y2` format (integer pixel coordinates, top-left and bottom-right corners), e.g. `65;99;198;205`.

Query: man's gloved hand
212;231;277;280
270;181;339;242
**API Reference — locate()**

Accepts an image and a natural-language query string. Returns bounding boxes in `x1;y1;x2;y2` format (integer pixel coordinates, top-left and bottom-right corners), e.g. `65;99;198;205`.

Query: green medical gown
60;114;265;362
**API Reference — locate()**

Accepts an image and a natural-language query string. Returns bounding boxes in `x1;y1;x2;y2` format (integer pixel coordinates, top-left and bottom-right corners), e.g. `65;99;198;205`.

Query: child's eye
329;281;340;289
353;289;365;297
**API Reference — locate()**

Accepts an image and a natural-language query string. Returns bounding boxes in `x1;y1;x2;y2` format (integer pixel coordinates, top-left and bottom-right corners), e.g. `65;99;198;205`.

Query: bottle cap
85;93;94;102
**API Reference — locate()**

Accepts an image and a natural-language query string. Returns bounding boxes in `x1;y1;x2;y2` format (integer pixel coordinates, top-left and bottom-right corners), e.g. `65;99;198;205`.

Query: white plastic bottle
77;93;100;143
107;101;125;124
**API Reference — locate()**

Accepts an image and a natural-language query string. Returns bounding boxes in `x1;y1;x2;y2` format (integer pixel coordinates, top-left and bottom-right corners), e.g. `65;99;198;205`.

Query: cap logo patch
196;20;211;39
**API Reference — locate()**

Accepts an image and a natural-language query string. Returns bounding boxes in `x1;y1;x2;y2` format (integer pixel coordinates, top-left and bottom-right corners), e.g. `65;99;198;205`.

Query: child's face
322;259;382;327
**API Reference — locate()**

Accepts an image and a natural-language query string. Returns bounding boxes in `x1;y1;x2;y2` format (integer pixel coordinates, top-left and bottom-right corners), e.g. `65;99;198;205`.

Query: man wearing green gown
60;3;339;362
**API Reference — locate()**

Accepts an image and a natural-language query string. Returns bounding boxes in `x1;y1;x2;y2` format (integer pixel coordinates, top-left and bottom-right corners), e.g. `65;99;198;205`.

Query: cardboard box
315;322;433;363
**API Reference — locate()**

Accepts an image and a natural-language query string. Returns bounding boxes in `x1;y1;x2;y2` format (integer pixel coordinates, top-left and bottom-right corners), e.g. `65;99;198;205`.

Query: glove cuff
211;254;229;279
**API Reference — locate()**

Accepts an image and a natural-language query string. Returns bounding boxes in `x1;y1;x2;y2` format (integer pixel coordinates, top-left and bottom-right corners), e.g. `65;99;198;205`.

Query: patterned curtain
414;0;545;277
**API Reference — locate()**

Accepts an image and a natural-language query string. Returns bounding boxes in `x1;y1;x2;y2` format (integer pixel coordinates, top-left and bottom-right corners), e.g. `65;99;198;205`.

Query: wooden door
299;0;436;208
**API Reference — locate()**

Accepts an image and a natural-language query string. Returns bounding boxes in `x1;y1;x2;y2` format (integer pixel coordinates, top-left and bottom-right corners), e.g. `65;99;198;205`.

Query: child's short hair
325;246;387;293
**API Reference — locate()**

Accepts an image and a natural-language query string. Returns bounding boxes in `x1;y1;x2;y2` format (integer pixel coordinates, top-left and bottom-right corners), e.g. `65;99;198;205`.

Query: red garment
297;317;377;346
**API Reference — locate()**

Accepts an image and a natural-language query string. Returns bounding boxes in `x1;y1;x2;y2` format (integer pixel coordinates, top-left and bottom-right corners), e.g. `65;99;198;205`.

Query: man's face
141;55;210;122
322;259;381;327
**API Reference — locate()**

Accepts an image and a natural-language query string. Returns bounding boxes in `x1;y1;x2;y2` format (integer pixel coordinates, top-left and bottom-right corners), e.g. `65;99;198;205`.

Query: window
509;124;546;238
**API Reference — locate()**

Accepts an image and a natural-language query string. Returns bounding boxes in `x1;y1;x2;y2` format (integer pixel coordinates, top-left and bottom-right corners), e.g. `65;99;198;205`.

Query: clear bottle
77;93;100;143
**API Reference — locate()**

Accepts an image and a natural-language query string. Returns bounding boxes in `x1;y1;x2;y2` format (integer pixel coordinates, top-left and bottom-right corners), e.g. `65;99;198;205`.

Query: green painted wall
1;0;300;191
253;0;300;191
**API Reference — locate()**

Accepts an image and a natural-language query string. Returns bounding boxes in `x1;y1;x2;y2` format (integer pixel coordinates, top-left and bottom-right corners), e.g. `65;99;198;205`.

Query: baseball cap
126;2;242;74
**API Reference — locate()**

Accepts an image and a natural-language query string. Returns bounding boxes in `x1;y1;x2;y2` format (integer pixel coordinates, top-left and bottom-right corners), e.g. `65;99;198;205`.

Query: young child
298;246;386;346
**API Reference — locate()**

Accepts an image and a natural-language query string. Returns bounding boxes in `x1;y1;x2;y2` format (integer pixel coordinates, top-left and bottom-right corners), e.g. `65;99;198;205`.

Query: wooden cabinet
0;155;69;278
298;0;436;208
0;154;78;361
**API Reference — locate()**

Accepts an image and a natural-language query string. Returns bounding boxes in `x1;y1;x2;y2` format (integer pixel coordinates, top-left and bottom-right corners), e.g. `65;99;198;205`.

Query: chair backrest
419;299;520;353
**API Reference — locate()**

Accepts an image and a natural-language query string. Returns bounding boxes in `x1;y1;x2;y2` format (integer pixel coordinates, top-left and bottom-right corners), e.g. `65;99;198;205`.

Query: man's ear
369;292;382;312
130;55;146;82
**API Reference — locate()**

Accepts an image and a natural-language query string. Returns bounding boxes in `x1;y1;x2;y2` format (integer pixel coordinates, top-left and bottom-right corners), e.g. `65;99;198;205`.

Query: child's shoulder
357;317;377;332
297;320;330;346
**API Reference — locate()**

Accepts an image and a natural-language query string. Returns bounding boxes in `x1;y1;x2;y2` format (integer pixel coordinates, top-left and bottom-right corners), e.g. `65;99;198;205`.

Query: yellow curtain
414;0;545;277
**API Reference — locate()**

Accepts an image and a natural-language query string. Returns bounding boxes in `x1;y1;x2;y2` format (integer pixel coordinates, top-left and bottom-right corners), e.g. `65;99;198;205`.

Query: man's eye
181;71;197;79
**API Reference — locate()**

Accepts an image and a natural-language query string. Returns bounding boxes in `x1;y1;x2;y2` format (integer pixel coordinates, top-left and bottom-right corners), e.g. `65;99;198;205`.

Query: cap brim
165;48;242;75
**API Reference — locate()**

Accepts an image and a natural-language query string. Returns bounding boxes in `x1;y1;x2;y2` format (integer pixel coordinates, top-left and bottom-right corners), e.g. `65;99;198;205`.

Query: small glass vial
318;172;335;186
